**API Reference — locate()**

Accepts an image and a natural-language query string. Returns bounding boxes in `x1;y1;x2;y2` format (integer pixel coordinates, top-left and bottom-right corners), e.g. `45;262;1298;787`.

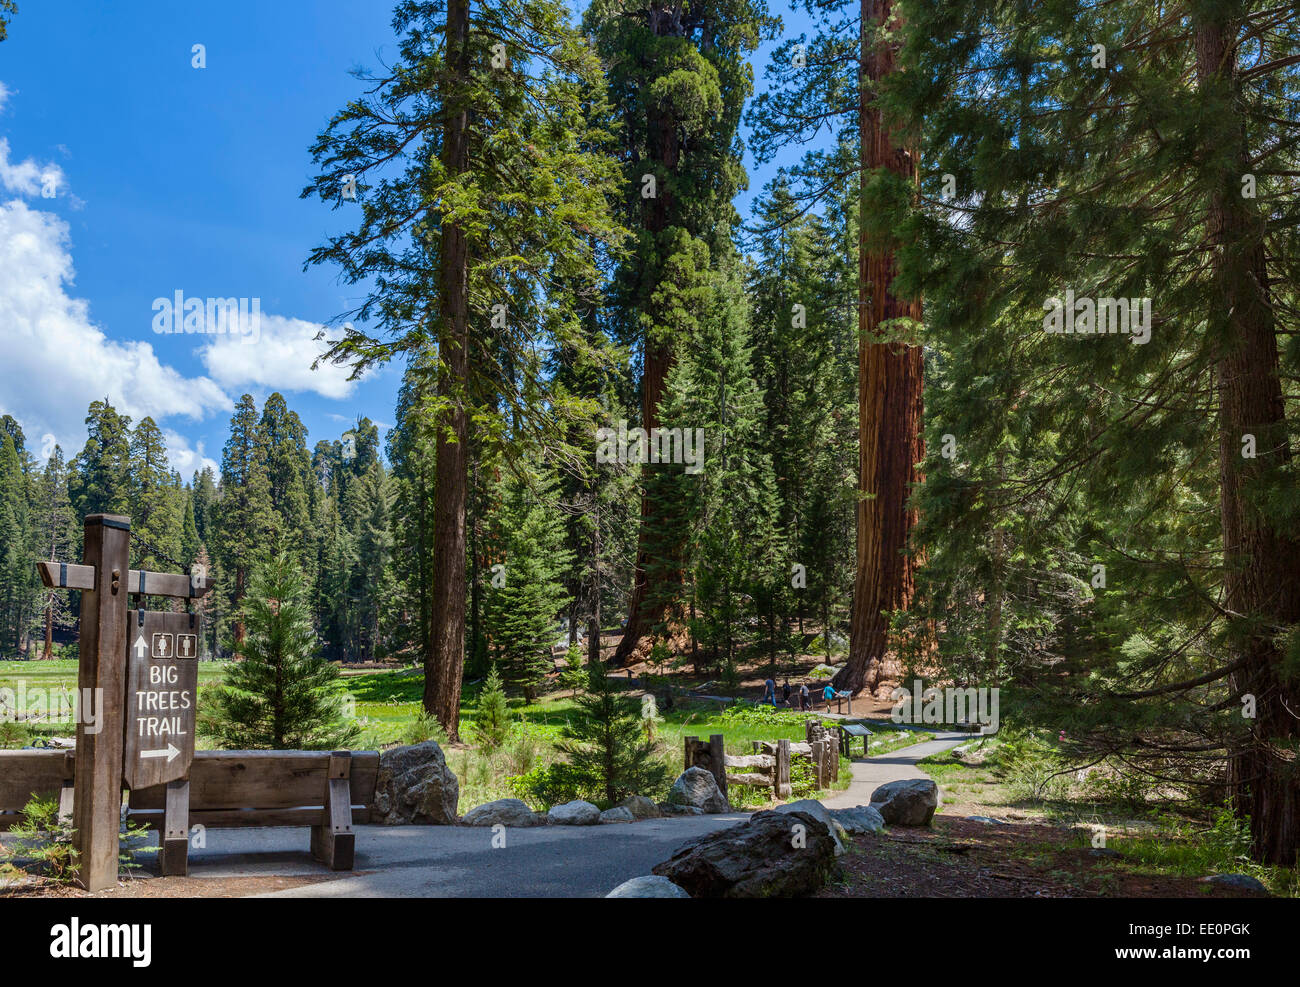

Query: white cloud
199;312;358;400
0;198;232;457
0;82;11;114
0;137;65;199
163;429;219;479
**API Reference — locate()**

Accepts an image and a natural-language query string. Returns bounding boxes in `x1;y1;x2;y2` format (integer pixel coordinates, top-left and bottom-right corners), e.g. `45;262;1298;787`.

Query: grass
0;658;228;745
912;727;1300;897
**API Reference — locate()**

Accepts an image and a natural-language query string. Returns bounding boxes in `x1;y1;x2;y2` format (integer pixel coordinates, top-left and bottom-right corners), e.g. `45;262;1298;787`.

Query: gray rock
869;778;939;826
773;799;844;855
619;795;662;820
658;802;704;817
461;798;545;828
831;805;886;835
652;810;839;898
1199;873;1268;894
548;799;601;826
599;806;636;824
965;815;1005;825
372;741;460;825
606;875;690;898
667;766;731;813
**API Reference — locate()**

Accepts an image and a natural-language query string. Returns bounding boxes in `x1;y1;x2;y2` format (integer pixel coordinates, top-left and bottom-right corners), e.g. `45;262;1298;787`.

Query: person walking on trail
781;679;792;707
762;677;776;706
799;682;810;711
823;683;837;711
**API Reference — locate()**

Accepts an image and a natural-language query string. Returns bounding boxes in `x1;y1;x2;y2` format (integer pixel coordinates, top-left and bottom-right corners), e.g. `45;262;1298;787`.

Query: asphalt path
146;813;749;898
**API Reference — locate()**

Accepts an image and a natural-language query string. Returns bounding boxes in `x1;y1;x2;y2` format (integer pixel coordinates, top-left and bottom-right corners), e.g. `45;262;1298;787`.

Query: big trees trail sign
124;610;199;790
37;514;211;891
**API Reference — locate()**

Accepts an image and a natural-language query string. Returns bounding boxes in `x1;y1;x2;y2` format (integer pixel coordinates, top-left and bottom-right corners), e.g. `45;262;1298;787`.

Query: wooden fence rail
687;730;844;801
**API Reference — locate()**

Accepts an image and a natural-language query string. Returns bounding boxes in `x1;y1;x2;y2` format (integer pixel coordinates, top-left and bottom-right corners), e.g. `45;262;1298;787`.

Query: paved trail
160;813;748;898
144;731;967;898
820;731;969;810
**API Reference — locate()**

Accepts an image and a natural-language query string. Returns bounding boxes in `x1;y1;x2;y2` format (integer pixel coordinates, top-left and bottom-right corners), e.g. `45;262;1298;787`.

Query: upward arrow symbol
133;635;147;658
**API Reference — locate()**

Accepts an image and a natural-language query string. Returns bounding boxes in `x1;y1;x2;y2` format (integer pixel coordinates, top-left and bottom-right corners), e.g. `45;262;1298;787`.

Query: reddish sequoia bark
1196;14;1300;865
422;0;471;740
835;0;925;697
614;62;685;665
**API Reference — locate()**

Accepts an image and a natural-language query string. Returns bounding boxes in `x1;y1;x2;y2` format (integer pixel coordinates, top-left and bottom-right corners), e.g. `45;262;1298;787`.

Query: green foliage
559;645;586;697
483;467;572;701
1;795;77;883
718;700;814;729
471;664;512;752
0;720;30;749
205;544;359;750
507;760;593;809
400;708;449;748
558;667;672;807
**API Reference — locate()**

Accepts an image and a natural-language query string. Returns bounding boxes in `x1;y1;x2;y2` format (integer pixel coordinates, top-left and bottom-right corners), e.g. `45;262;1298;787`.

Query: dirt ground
2;873;346;898
816;817;1269;899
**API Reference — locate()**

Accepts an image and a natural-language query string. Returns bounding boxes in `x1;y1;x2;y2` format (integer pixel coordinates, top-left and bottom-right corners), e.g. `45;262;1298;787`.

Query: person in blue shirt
762;677;776;705
823;684;836;710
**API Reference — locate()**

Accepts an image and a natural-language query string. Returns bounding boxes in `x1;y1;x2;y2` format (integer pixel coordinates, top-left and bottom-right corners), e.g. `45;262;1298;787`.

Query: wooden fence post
776;739;791;798
812;739;827;789
73;513;130;892
684;735;698;772
709;734;727;798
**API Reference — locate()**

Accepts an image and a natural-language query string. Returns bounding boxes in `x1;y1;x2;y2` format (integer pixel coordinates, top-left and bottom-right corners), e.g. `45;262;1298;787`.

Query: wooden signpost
37;514;211;892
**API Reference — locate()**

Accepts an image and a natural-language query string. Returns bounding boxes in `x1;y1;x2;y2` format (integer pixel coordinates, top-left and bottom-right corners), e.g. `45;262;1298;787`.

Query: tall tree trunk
614;37;684;666
836;0;925;697
1195;11;1300;865
423;0;471;741
589;495;602;668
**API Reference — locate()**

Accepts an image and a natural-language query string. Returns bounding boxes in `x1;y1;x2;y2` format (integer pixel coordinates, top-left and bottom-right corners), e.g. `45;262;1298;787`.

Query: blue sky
0;0;816;479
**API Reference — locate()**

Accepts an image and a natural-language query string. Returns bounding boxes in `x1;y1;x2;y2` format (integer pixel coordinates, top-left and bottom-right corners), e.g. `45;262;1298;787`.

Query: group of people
760;677;842;712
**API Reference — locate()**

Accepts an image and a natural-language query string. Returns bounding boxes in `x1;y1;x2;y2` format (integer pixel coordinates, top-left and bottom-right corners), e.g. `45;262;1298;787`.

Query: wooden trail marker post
37;515;211;891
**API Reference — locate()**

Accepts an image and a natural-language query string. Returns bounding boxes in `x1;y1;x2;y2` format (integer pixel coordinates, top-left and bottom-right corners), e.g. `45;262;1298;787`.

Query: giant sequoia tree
892;0;1300;864
748;0;925;693
304;0;623;738
587;0;773;663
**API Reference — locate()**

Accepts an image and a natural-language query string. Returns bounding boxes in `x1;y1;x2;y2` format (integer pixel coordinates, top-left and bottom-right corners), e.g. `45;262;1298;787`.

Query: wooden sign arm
37;562;213;599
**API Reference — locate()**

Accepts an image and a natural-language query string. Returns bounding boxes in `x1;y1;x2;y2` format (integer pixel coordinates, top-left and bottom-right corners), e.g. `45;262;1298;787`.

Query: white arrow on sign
140;743;181;763
133;635;148;658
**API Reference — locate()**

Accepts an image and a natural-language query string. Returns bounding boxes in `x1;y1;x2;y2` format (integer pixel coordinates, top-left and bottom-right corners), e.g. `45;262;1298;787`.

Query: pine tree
257;393;316;575
0;433;34;654
471;663;511;752
388;349;438;663
558;664;671;806
179;491;201;570
212;395;276;647
70;400;132;520
483;467;572;701
891;0;1300;863
128;417;183;572
353;459;394;661
33;445;77;658
206;544;359;750
191;466;217;545
304;0;624;738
